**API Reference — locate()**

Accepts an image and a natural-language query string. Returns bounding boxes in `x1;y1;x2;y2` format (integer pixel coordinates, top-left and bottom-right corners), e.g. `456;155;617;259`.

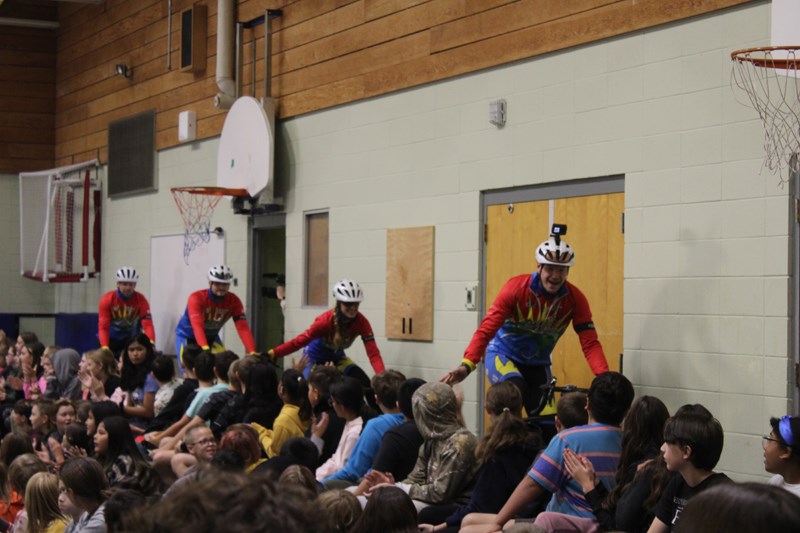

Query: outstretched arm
493;476;545;529
187;293;210;348
98;292;112;348
571;285;608;374
137;294;156;345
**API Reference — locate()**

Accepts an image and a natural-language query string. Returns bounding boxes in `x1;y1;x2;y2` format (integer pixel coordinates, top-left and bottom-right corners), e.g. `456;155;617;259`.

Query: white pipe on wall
0;17;59;29
215;0;235;108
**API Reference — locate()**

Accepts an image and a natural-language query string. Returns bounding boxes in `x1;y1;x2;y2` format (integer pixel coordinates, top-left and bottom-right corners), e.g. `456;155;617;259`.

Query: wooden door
483;193;623;422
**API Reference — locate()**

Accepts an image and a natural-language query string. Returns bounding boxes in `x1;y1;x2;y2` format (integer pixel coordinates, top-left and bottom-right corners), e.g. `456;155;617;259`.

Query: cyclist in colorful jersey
442;227;609;413
267;279;385;396
98;267;155;358
174;265;257;365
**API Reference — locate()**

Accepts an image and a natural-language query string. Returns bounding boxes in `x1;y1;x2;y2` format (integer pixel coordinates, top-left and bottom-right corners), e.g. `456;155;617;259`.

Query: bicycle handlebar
530;377;589;418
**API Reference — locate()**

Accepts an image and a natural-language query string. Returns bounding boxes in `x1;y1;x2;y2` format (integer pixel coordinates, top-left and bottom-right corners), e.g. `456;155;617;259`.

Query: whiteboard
150;234;225;355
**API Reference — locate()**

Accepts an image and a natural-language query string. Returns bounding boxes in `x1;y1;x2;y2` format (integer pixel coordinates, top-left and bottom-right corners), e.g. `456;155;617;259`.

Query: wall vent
108;109;157;198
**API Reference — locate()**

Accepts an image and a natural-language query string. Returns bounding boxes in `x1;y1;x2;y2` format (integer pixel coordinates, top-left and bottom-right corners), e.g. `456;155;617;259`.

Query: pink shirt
315;417;363;481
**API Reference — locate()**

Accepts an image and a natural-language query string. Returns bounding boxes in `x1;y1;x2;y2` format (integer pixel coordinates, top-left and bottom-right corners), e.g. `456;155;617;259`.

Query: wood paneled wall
0;0;57;173
5;0;756;169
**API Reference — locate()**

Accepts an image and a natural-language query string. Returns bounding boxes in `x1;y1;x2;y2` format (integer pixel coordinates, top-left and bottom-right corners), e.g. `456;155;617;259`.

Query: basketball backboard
216;96;275;200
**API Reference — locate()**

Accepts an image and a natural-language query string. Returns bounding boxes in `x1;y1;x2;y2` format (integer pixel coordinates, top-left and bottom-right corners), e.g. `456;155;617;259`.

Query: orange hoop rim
731;46;800;69
171;186;249;197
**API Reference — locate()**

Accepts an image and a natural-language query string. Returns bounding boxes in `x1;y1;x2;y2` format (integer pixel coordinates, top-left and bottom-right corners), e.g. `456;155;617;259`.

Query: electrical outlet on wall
465;284;478;310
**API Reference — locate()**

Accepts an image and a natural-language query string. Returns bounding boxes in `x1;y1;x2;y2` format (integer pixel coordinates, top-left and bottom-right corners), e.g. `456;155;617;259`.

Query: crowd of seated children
353;377;426;497
142;346;200;433
360;382;479;512
156;356;242;455
322;370;406;488
145;351;230;450
461;371;635;533
3;324;799;533
418;381;543;532
563;395;673;533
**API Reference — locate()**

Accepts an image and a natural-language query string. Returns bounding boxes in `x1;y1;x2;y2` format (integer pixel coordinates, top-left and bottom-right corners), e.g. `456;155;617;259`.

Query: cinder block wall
276;2;781;480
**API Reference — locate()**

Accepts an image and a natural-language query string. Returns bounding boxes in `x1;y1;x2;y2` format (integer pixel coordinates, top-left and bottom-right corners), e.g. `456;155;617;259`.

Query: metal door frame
476;175;625;434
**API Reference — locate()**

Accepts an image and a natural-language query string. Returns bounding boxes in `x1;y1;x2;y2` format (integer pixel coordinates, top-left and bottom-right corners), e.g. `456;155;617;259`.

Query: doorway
250;215;286;350
480;176;624;428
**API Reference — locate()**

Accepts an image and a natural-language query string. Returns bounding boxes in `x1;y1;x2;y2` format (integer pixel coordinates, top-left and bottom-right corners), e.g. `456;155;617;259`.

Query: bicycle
524;377;589;444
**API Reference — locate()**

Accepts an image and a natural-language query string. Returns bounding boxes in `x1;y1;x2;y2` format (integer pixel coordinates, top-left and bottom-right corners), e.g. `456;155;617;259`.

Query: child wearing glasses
763;415;800;497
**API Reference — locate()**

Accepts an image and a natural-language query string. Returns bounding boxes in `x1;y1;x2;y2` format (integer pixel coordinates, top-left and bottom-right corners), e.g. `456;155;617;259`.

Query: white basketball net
731;47;800;185
171;187;249;264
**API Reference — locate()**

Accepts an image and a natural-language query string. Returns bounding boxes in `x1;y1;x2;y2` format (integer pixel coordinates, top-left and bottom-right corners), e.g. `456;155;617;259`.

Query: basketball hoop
171;186;248;263
731;46;800;185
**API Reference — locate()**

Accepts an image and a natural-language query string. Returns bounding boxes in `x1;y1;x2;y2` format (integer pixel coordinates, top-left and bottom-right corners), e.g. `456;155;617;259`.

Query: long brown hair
475;382;540;464
332;306;345;350
604;395;670;512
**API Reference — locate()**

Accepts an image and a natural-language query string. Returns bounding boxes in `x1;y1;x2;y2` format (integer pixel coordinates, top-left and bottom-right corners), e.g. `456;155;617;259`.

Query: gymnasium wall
41;0;752;167
273;1;782;480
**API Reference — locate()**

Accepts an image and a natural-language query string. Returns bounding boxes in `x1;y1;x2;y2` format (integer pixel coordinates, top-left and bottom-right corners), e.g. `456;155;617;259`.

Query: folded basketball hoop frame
19;159;101;283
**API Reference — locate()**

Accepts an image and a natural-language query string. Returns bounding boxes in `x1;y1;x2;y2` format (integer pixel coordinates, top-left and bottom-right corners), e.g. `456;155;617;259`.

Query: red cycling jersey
272;308;385;373
175;289;256;353
97;290;155;347
462;273;608;374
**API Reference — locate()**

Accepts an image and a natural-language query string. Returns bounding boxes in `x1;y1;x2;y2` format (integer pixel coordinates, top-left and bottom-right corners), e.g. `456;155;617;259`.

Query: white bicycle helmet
536;237;575;267
115;267;139;283
332;279;363;303
208;265;234;283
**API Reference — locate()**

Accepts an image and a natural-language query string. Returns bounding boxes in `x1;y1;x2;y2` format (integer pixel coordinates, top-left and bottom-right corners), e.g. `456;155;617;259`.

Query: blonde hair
25;472;64;533
319;489;361;533
86;348;120;378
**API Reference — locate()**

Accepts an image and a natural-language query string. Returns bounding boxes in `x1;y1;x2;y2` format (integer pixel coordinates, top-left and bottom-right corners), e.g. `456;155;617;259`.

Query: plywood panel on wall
0;0;753;169
386;226;434;342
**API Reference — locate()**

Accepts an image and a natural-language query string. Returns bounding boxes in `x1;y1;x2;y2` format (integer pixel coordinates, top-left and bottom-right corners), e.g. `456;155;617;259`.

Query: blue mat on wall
0;314;16;339
55;313;99;354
